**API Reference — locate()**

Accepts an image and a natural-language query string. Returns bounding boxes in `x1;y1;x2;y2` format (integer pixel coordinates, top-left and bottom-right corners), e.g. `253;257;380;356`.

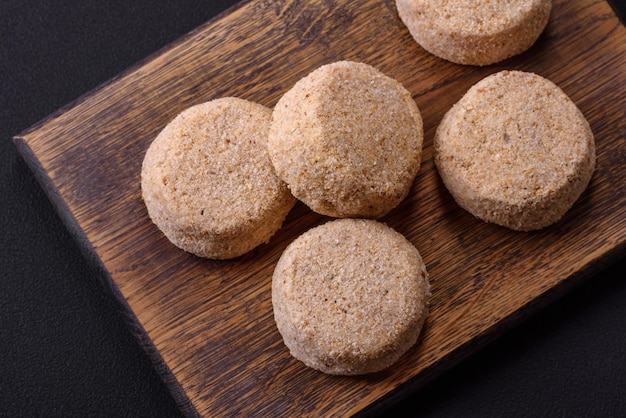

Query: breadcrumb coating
141;97;295;259
396;0;552;65
434;71;595;231
272;219;430;375
268;61;423;218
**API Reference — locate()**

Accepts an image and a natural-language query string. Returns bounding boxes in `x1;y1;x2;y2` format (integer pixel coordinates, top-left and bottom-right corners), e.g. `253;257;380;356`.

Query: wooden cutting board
14;0;626;416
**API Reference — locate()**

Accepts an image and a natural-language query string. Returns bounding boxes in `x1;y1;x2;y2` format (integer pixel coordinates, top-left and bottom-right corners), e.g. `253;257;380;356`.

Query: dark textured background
1;1;625;416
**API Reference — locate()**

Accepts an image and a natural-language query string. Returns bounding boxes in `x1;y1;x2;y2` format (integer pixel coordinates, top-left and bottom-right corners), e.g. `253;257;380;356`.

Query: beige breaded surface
268;61;423;218
434;71;595;231
396;0;552;65
272;218;430;375
141;97;296;259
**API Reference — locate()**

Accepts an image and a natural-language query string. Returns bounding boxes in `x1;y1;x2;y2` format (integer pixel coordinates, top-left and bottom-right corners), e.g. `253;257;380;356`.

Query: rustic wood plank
14;0;626;416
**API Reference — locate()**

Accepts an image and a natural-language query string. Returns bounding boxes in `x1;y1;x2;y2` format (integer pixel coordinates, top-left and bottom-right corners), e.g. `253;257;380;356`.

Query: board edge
13;0;250;141
11;135;198;418
357;245;626;417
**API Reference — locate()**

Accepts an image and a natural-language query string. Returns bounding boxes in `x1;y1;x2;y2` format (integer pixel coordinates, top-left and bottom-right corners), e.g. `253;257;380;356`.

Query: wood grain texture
14;0;626;416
